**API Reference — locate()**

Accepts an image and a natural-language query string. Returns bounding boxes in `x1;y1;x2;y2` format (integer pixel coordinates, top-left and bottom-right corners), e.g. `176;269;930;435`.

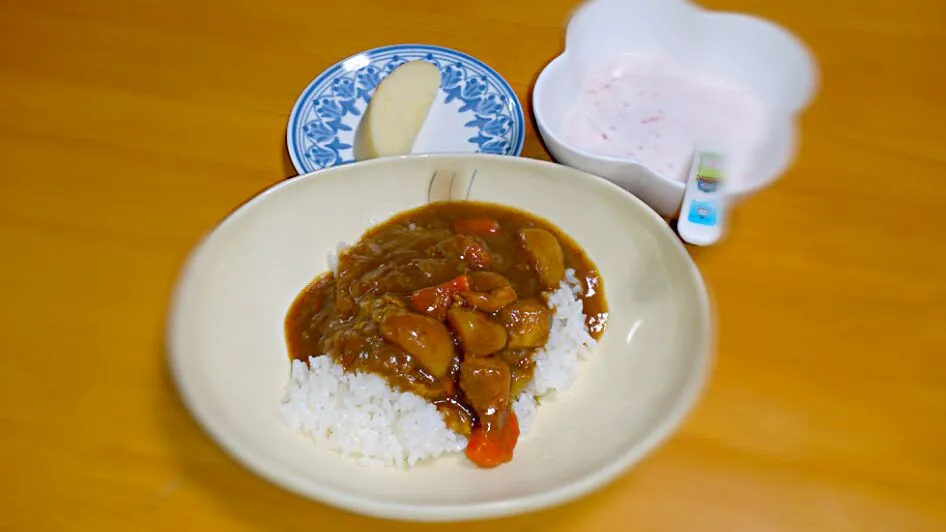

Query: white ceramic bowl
167;154;713;522
532;0;818;218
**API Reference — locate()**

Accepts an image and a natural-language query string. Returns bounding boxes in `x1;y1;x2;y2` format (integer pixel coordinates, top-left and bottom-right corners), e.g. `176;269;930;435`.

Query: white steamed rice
280;268;597;468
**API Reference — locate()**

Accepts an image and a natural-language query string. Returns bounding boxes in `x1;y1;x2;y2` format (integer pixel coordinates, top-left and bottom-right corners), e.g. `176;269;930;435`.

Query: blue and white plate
286;44;526;174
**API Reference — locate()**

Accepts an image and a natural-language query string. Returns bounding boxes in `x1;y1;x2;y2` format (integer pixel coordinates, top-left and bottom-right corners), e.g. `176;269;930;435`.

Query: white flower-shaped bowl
533;0;818;218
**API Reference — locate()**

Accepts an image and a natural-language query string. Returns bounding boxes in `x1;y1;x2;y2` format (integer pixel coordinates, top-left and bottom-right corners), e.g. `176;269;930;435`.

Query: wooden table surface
2;0;945;530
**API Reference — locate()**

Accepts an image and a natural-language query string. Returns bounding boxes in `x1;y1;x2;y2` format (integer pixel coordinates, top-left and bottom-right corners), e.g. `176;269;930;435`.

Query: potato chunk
520;228;565;290
446;308;507;357
379;311;455;377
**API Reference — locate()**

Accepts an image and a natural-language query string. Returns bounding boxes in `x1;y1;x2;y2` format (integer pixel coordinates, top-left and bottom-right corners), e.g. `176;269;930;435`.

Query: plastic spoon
677;149;726;246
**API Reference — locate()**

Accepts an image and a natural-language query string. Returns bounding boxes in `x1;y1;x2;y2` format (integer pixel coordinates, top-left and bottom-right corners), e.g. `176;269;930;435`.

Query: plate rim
285;44;527;175
166;153;714;522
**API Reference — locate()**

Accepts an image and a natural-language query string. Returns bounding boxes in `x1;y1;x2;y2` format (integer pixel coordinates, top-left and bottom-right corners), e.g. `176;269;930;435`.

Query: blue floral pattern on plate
287;44;525;174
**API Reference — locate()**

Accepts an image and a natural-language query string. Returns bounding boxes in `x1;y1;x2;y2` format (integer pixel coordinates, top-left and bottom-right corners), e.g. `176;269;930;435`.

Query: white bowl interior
533;0;817;207
565;0;817;115
168;154;712;521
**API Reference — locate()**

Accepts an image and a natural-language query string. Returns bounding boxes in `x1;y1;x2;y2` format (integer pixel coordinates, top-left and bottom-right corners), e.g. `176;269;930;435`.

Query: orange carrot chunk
464;411;520;468
410;275;471;320
452;217;501;235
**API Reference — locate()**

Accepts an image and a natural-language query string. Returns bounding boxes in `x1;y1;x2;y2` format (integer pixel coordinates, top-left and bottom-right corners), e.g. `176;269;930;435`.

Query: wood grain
1;0;944;530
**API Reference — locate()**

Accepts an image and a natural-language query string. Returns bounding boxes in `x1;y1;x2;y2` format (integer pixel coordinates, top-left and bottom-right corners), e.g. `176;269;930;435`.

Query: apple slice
353;60;442;160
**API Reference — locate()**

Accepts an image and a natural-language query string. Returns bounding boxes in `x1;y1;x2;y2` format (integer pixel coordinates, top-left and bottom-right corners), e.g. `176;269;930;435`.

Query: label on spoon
678;151;726;246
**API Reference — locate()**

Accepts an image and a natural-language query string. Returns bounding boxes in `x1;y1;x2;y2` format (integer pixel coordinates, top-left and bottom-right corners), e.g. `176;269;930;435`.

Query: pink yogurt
563;54;771;185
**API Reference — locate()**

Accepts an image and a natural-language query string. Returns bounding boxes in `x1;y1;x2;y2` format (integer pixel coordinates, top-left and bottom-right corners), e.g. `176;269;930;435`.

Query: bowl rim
532;53;805;199
165;153;715;522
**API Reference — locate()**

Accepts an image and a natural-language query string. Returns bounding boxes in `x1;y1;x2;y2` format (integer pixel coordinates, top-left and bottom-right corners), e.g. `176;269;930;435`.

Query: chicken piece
459;356;511;419
520;228;565;290
461;272;518;313
446;307;507;357
379;311;456;378
498;299;551;348
498;348;537;397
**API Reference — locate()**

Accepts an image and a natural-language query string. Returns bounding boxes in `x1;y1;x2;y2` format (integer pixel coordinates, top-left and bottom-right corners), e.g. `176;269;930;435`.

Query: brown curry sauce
285;201;607;467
